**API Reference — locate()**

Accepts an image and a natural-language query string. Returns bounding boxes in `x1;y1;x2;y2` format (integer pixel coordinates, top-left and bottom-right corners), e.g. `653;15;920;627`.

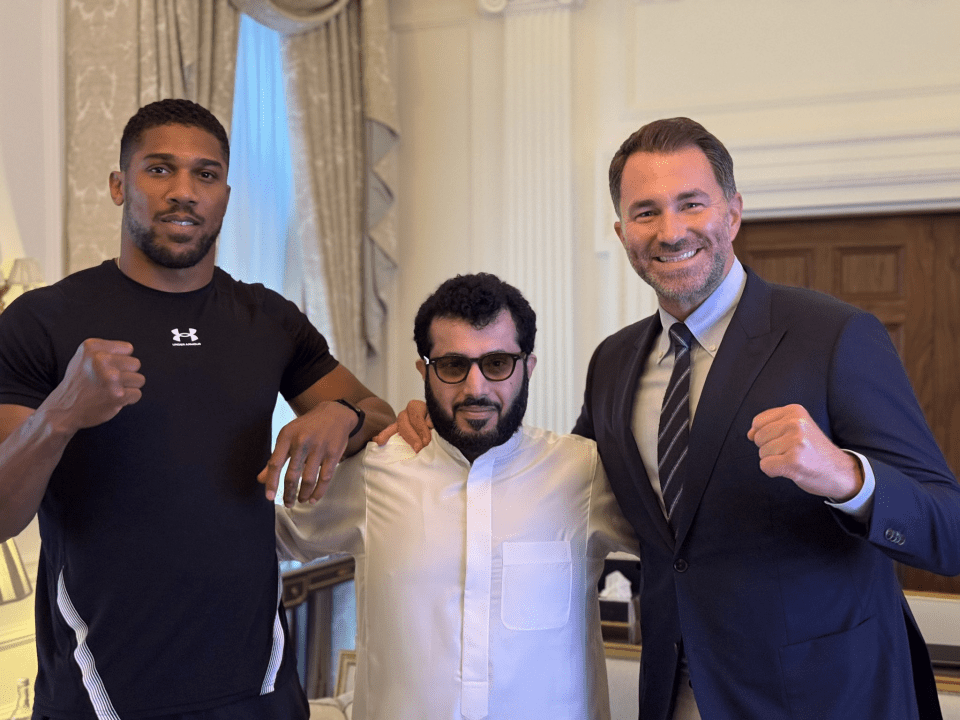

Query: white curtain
232;0;399;383
64;0;240;273
218;15;297;300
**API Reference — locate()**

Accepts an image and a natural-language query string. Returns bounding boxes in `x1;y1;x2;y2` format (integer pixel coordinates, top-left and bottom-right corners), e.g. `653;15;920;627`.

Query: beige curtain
64;0;240;273
232;0;399;379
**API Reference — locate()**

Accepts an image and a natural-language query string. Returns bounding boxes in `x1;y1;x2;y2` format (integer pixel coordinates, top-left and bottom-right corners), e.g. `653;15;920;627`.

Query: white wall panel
500;5;577;432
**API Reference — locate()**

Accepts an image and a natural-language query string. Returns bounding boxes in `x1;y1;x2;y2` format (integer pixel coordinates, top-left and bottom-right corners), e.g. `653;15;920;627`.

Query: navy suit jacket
574;268;960;720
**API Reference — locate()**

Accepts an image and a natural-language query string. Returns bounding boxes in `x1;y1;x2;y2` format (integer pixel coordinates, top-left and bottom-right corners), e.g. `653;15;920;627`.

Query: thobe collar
433;426;526;469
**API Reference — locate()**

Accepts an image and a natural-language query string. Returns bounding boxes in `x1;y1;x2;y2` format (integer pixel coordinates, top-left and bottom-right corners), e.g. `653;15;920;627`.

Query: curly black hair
119;98;230;170
413;273;536;358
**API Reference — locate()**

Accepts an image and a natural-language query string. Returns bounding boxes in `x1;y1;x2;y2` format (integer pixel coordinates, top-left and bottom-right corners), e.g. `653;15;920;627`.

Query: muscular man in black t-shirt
0;99;394;719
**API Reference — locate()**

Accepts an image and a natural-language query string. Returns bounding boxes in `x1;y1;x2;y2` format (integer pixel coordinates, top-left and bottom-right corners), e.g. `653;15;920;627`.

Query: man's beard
626;221;734;312
425;367;529;461
126;212;220;270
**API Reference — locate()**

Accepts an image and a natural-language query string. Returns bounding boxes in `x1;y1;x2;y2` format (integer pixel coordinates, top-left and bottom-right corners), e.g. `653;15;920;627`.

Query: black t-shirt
0;261;337;717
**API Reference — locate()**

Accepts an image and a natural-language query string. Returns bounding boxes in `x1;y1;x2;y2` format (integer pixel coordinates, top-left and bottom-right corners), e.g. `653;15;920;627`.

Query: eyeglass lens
433;353;519;383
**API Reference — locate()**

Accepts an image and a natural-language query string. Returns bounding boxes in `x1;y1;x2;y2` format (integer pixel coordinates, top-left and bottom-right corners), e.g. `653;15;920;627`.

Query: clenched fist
54;339;145;431
748;404;863;501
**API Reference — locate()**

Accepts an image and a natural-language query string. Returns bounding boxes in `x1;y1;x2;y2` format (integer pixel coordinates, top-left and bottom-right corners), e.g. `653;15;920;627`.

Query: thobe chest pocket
500;541;572;631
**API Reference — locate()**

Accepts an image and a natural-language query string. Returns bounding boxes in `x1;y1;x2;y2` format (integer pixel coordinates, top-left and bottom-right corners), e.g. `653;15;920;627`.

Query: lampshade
0;538;33;605
0;256;44;311
6;257;43;287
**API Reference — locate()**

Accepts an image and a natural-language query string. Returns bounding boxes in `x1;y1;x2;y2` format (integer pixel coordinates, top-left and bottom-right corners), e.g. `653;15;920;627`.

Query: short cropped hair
414;273;537;358
608;117;737;216
119;98;230;171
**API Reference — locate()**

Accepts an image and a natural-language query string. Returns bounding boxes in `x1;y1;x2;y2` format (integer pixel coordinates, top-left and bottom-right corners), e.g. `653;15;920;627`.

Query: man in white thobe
276;273;638;720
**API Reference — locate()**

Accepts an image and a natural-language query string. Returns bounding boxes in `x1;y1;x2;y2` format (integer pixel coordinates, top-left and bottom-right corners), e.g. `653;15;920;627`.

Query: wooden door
736;212;960;594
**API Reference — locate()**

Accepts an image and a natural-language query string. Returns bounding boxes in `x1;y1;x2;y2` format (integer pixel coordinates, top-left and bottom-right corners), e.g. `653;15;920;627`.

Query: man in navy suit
572;117;960;719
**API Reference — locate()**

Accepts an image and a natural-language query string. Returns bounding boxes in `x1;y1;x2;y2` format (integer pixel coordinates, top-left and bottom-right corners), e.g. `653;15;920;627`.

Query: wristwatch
335;398;366;438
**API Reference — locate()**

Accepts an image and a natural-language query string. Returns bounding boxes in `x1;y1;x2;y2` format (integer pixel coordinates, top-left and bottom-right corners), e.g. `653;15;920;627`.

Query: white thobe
276;426;639;720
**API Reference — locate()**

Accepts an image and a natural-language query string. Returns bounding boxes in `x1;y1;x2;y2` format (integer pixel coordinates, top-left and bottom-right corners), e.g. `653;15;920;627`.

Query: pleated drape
233;0;400;380
283;5;365;369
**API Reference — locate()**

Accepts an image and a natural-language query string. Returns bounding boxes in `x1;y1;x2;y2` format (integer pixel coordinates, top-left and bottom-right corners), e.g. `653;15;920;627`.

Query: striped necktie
658;322;693;527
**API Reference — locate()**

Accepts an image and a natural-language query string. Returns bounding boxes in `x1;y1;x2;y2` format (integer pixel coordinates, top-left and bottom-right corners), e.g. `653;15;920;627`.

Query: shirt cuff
824;450;875;523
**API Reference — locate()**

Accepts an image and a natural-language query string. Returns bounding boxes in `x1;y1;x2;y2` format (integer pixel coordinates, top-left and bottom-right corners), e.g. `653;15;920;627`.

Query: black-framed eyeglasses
423;352;526;384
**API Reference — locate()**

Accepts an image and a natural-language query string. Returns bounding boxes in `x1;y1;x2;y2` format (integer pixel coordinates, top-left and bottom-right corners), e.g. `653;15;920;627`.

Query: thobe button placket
461;455;493;720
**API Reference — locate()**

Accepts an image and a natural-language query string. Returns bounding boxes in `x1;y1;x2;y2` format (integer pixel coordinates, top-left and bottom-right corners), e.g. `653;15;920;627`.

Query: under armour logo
171;328;199;343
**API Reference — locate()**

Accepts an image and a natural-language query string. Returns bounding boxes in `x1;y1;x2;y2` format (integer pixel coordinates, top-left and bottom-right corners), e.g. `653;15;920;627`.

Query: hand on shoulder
374;399;432;451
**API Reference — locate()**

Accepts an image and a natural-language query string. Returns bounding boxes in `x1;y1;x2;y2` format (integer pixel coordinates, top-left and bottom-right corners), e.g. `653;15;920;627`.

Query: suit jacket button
885;528;905;545
674;559;689;573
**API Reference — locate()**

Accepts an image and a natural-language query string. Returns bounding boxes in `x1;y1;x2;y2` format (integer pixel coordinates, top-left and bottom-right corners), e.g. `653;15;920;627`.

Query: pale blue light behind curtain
219;13;293;300
219;14;335;453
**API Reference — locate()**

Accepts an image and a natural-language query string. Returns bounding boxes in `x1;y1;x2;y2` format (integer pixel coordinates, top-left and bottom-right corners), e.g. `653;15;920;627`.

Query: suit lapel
672;270;785;545
614;316;677;549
